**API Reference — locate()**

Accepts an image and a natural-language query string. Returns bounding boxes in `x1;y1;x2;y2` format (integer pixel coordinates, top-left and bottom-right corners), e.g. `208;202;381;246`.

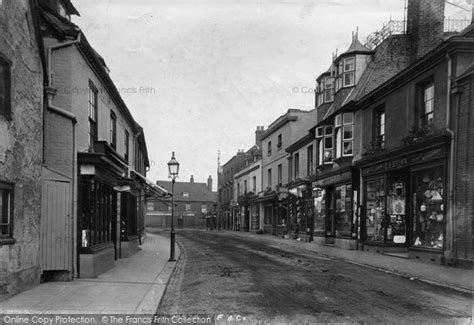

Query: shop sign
362;147;446;176
312;171;351;187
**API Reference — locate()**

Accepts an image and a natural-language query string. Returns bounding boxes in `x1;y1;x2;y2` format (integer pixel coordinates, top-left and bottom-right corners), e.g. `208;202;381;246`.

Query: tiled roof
156;181;217;203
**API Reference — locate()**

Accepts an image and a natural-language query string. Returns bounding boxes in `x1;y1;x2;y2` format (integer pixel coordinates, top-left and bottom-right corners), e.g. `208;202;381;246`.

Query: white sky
71;0;470;190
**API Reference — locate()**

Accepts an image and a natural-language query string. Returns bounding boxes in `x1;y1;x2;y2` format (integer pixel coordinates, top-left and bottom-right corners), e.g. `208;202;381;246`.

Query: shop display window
365;179;385;242
313;188;326;234
412;167;445;249
264;205;272;225
334;184;352;237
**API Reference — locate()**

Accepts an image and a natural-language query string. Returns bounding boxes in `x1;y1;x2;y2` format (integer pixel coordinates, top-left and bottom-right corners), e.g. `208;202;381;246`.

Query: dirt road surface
156;230;472;324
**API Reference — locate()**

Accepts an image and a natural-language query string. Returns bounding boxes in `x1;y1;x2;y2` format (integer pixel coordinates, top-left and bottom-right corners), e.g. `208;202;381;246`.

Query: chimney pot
190;175;194;183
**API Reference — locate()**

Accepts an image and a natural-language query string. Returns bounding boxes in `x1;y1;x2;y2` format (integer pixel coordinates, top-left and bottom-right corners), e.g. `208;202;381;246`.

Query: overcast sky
71;0;470;190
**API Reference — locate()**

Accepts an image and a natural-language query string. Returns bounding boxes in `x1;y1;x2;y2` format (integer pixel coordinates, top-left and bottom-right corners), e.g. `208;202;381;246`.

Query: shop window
88;82;98;149
313;188;326;234
79;178;114;248
277;164;282;186
294;153;299;178
334;184;352;237
110;111;117;148
365;178;385;242
419;82;434;126
412;167;445;249
0;182;14;242
374;107;385;149
0;56;11;119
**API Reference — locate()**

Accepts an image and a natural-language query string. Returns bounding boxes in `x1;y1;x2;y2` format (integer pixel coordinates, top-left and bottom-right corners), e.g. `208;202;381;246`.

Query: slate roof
156;181;217;203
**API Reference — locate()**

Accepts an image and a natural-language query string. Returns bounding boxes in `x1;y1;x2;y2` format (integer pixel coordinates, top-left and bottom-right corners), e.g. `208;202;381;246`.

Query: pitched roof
156;181;217;203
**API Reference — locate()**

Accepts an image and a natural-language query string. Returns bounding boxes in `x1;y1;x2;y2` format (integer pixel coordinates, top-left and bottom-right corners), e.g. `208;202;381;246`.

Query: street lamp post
167;151;180;262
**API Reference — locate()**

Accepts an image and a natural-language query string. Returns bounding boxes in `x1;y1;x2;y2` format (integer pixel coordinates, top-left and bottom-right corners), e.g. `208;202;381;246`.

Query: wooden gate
40;179;72;271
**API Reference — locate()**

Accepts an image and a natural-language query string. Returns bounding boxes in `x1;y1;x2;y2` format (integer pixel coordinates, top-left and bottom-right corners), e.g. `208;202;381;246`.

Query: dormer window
343;57;355;87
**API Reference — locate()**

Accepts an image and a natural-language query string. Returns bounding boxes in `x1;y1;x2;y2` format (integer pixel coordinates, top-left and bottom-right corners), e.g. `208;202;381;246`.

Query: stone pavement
0;232;178;314
219;230;474;295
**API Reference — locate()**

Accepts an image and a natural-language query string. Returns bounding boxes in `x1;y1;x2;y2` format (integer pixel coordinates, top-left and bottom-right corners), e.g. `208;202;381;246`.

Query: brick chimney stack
190;175;194;184
207;175;212;191
255;126;265;146
406;0;446;60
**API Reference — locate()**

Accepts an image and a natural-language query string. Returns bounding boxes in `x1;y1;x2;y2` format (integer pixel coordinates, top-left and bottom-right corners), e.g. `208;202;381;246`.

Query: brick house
147;176;217;229
38;0;165;279
304;0;473;268
355;10;473;267
0;0;44;298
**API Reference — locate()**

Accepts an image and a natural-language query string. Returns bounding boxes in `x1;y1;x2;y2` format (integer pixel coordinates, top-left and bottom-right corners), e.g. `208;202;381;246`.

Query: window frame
0;55;12;120
267;168;272;189
277;134;282;150
110;111;117;149
277;163;282;186
124;129;130;161
267;141;272;156
0;181;14;244
419;82;434;127
374;106;385;149
294;153;299;179
88;81;98;149
343;57;356;87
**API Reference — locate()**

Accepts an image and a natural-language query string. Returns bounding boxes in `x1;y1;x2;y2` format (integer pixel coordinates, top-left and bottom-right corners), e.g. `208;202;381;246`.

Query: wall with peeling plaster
0;0;44;298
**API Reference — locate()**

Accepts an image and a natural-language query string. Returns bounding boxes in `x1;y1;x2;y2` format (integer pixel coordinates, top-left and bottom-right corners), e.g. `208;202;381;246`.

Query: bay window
335;112;354;158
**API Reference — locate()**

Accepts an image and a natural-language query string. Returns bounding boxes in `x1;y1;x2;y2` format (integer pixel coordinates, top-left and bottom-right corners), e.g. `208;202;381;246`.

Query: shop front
359;136;449;264
311;167;358;250
288;182;313;242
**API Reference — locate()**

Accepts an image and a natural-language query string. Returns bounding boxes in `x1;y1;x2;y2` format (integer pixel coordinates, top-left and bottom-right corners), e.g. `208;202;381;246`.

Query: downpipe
444;53;457;265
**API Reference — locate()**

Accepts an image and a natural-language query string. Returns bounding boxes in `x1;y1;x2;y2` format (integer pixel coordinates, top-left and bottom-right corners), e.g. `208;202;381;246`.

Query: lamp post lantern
167;151;179;261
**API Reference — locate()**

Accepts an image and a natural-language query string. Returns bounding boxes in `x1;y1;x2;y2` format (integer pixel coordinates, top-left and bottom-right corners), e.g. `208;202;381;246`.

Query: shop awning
132;171;170;199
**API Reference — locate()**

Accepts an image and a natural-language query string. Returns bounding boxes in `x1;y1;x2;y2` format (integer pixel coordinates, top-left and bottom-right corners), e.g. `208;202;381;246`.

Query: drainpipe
47;33;82;87
445;53;456;265
46;33;81;278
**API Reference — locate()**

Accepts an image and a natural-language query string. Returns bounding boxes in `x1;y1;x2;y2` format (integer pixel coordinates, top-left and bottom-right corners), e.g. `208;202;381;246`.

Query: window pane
344;72;355;86
324;136;333;149
343;112;354;125
343;141;353;155
324;125;333;136
344;57;355;71
336;129;342;158
343;125;353;140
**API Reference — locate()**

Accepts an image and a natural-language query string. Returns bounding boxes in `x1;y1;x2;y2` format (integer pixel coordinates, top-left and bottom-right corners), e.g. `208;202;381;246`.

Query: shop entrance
364;173;408;249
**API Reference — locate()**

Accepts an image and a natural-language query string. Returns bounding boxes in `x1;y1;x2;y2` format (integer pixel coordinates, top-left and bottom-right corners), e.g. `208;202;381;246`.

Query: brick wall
407;0;445;60
0;0;43;298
